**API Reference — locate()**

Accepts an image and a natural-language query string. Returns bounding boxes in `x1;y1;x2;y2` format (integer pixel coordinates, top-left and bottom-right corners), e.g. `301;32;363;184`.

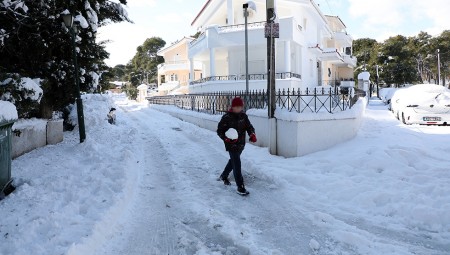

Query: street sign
265;23;279;38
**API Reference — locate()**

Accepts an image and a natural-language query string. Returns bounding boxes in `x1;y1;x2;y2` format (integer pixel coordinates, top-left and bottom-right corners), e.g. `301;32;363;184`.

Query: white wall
12;120;64;159
152;102;365;158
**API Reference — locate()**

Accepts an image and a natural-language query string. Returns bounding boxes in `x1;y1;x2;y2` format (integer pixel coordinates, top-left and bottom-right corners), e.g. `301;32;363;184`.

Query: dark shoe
219;175;231;186
237;185;249;196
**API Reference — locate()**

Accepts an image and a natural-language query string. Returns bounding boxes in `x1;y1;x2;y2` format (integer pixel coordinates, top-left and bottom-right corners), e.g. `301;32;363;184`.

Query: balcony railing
148;87;358;115
190;72;301;85
217;21;266;33
190;32;206;46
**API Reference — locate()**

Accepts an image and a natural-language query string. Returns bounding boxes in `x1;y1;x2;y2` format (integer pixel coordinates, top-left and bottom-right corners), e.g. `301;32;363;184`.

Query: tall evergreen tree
0;0;131;118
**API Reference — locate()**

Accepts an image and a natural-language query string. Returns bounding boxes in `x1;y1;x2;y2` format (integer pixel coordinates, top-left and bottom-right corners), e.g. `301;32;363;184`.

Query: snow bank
68;94;116;128
0;94;140;255
12;118;47;131
0;100;18;122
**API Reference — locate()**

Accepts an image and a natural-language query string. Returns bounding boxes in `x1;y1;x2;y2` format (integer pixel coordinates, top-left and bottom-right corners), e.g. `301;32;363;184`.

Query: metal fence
148;88;356;115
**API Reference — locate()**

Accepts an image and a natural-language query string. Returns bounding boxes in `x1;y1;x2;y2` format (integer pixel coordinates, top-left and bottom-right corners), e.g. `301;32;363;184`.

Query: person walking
217;97;257;196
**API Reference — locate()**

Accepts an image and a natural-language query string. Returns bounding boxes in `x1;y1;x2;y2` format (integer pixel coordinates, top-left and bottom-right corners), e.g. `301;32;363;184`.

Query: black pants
221;150;244;187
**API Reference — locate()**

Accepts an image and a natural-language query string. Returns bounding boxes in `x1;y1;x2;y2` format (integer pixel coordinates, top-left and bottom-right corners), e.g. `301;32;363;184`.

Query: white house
187;0;357;93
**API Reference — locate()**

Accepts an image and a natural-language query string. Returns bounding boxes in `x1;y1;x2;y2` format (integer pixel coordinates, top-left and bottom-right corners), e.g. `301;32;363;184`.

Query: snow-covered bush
0;74;43;118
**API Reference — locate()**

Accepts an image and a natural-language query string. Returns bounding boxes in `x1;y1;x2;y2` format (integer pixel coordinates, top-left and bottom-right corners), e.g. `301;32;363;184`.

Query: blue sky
98;0;449;66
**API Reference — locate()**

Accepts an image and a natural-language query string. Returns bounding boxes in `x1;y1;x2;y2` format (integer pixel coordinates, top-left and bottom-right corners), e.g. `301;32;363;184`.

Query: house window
170;74;178;81
310;59;313;77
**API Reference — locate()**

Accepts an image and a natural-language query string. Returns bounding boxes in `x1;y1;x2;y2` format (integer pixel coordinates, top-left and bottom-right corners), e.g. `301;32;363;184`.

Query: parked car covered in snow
391;84;450;125
379;88;399;105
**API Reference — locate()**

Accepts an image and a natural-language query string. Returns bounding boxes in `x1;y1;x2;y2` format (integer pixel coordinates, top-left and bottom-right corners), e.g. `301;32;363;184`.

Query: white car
391;84;450;125
379;88;399;105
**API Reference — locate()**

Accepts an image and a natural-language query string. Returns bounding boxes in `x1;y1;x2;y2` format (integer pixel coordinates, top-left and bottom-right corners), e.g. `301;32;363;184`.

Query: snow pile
68;94;116;127
0;94;140;255
12;118;47;131
225;128;238;139
0;100;18;122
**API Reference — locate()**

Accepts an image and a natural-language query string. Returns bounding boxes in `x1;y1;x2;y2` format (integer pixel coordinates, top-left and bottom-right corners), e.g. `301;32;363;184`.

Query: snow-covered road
99;97;450;255
1;94;449;255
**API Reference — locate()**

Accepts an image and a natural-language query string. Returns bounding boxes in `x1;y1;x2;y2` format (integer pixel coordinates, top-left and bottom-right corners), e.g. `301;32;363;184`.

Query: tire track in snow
99;106;178;255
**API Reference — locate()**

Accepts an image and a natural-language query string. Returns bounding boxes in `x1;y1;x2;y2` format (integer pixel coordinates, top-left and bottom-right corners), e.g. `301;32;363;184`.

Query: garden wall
151;100;365;158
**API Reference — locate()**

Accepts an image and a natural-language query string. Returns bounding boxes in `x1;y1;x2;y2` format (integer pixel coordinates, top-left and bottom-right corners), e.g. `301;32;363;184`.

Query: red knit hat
231;97;244;107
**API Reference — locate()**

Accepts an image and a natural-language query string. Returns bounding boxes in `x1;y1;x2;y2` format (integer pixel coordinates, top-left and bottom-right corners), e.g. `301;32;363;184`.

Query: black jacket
217;110;255;152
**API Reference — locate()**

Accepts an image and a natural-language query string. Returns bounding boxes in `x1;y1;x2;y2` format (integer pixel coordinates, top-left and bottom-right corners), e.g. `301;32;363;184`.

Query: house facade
187;0;357;93
157;37;202;95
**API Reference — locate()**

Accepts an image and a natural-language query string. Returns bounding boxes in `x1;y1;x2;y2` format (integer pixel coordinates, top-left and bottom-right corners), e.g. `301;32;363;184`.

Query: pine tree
0;0;131;118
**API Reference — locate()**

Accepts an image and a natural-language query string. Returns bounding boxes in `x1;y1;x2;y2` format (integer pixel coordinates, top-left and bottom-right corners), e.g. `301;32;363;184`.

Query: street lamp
243;1;256;94
62;13;86;143
437;49;441;85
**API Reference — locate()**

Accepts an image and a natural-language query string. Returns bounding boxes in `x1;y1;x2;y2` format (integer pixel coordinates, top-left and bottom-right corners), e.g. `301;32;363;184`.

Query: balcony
321;48;344;62
190;72;301;86
334;32;353;47
189;17;299;57
216;21;266;33
343;55;357;67
158;60;202;73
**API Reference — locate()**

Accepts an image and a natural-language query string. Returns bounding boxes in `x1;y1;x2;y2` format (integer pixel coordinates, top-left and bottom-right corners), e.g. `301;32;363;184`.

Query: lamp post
62;13;86;143
437;49;441;85
376;64;379;98
243;2;256;94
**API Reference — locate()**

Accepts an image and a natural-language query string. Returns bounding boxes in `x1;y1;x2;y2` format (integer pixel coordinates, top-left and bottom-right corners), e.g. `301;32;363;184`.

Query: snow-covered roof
157;37;194;56
0;101;18;123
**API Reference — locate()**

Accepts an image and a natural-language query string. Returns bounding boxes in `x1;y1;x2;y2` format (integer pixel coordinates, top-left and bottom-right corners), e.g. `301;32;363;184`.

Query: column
189;58;194;83
227;0;234;25
209;48;216;77
284;41;291;73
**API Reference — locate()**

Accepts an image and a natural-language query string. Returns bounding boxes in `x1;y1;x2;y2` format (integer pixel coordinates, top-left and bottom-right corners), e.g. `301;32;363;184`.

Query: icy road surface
1;94;449;255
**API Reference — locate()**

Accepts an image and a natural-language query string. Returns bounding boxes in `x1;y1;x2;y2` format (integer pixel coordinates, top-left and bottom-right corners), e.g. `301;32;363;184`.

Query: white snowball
309;239;320;251
225;128;239;140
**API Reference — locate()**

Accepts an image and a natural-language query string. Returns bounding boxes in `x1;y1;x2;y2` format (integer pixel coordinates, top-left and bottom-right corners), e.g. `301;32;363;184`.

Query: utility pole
265;0;277;118
376;65;379;98
243;3;250;94
437;49;441;85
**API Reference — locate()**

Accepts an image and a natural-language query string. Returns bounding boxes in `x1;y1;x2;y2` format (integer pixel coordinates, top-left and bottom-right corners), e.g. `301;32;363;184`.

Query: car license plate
423;117;441;121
